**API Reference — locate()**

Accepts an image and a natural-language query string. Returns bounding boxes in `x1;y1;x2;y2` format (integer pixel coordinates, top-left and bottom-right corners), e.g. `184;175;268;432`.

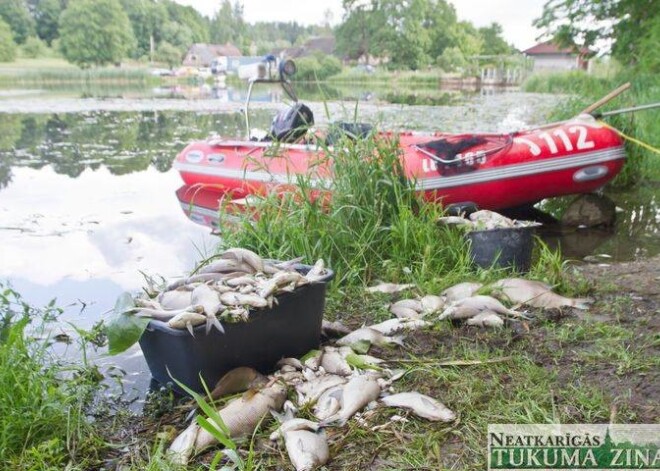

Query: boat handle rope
597;120;660;156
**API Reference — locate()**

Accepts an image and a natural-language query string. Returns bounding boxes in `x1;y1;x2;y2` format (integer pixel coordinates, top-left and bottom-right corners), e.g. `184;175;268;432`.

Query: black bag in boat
267;103;314;143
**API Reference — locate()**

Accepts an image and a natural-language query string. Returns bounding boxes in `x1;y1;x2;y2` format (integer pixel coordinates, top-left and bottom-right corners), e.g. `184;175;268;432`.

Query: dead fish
381;392;455;422
167;273;228;290
167;311;207;335
366;282;415;294
198;258;245;275
194;382;287;453
191;284;225;333
321;375;381;425
420;295;445;315
439;295;520;320
321;320;351;338
336;327;404;353
135;306;199;322
134;297;162;309
466;310;504;328
219;292;268;308
437;215;471;226
269;419;319;442
313;386;343;421
441;282;483;302
490;278;593;310
390;305;422;319
305;259;327;283
469;210;515;229
167;422;200;465
259;271;307;298
284;429;330;471
320;349;352;376
296;374;346;406
220;248;264;273
158;289;193;310
390;299;423;312
276;358;304;370
369;318;431;336
302;349;323;371
226;275;258;288
209;367;267;401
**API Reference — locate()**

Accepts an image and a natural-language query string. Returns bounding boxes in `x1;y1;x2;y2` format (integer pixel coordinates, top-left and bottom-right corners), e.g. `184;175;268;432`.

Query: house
273;36;336;59
182;43;242;67
523;41;589;72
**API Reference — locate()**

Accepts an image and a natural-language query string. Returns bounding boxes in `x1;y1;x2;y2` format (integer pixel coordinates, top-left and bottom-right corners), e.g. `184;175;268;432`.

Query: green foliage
0;0;34;44
294;53;342;81
21;35;46;58
534;0;660;67
162;0;209;45
154;40;182;68
0;17;16;61
0;285;103;468
523;71;660;185
478;22;514;56
210;0;246;51
436;46;466;72
59;0;136;68
34;0;62;45
120;0;168;59
222;134;471;287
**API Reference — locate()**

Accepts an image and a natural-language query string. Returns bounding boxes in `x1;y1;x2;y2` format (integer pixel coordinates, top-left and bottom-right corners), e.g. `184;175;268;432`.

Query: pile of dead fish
438;209;541;231
167;343;455;468
130;248;328;335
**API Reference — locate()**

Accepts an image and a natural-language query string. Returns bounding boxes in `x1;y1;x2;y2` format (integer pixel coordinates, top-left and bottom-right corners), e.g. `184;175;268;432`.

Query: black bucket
138;265;333;395
466;226;535;272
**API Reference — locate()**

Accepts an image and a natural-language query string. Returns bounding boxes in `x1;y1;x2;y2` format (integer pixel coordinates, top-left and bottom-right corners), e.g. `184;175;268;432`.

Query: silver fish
466;310;504;328
135;306;200;322
194;382;287;453
336;327;404;353
226;275;258;288
390;299;423;312
167;311;207;335
321;375;381;425
490;278;593;310
167;422;200;465
296;374;347;406
305;259;327;283
381;392;455;422
420;295;445;315
439;295;520;320
390;305;422;319
469;210;515;229
366;282;415;294
191;284;225;334
209;367;267;401
437;215;471;226
158;289;193;310
441;282;483;302
284;429;330;471
259;271;307;298
302;349;323;371
219;292;268;308
313;386;343;421
269;418;320;442
320;349;352;376
276;358;304;370
369;318;431;336
167;273;228;290
321;320;351;337
220;248;264;273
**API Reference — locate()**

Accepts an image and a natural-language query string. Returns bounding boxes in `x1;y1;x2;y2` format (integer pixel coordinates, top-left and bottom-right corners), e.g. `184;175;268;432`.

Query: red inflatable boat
174;59;626;211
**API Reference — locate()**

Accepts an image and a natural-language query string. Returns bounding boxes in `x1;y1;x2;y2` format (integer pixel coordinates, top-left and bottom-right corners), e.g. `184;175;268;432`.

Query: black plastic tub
466;226;535;273
139;265;333;395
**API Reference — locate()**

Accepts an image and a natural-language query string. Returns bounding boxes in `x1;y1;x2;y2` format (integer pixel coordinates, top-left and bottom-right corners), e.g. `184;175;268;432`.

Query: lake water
0;83;657;405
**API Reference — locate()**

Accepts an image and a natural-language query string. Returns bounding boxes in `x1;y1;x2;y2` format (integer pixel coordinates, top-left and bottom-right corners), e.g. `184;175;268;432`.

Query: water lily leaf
106;292;149;355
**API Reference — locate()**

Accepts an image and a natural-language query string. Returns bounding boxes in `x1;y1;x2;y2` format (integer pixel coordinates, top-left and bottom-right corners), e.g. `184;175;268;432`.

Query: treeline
336;0;513;70
0;0;329;67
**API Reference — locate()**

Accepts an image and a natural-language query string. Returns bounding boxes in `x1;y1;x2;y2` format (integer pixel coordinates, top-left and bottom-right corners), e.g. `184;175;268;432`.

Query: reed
523;71;660;184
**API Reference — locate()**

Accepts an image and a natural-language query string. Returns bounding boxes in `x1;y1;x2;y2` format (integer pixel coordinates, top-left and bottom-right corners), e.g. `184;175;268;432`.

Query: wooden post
579;82;631;115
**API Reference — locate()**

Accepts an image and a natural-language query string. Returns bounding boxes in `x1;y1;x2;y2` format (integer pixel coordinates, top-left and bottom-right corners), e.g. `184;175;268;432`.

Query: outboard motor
267;103;314;143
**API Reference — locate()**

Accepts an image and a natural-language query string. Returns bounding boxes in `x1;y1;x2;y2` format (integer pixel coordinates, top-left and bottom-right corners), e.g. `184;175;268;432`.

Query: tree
59;0;136;67
0;0;34;43
154;41;181;68
33;0;62;45
478;23;513;56
210;0;246;50
120;0;168;59
21;35;45;57
0;17;16;61
534;0;660;66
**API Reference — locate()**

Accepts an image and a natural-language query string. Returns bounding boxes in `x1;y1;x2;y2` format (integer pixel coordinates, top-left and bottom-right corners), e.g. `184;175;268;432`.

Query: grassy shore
523;71;660;184
326;68;444;86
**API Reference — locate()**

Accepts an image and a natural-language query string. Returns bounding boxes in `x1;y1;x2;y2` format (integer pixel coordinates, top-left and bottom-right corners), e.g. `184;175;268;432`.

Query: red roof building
523;41;589;71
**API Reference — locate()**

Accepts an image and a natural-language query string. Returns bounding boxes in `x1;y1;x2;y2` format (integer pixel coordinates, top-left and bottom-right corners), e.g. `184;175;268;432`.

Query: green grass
327;67;443;86
0;285;105;469
523;71;660;184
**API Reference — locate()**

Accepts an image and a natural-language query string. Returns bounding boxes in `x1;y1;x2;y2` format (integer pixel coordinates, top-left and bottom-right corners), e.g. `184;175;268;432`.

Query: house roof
523;40;588;55
186;43;242;62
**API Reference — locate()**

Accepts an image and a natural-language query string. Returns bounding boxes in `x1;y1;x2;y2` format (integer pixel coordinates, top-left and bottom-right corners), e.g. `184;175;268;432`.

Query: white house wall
531;54;579;71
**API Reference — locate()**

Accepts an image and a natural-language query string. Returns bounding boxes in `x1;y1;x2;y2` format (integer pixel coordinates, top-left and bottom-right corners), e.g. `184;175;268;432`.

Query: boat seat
265;103;314;143
326;122;373;145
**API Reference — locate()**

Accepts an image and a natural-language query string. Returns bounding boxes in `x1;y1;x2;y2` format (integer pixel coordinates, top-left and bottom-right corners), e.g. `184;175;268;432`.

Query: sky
174;0;548;50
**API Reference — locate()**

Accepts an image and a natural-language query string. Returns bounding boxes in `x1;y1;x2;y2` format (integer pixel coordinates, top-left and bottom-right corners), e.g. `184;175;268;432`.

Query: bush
21;36;46;58
0;18;16;62
154;41;182;68
436;47;466;73
293;53;342;82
